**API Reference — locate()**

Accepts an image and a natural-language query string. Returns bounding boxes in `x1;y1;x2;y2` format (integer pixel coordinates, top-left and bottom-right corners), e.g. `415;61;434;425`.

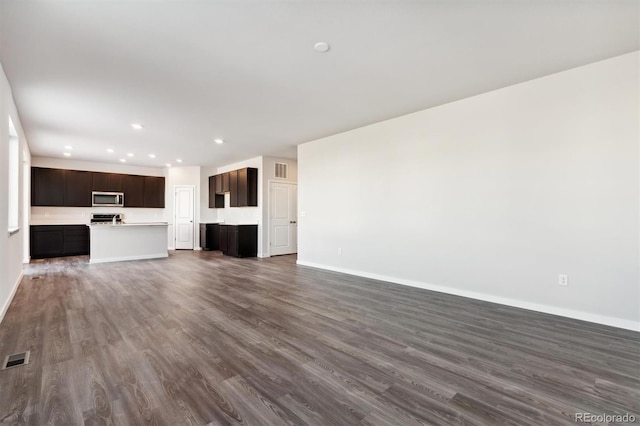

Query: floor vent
30;276;42;280
2;351;30;370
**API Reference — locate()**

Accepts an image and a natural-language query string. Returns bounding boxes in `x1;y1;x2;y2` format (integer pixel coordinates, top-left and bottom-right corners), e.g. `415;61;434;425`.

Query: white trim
89;253;168;264
23;256;30;264
296;260;640;332
0;271;23;326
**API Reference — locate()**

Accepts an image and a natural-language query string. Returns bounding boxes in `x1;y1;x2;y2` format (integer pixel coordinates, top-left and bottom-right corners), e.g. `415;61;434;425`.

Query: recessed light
214;138;224;144
130;123;144;130
64;145;73;150
63;152;71;157
127;153;134;157
148;154;156;158
107;148;114;153
166;163;171;167
176;159;183;163
314;42;330;53
120;158;126;163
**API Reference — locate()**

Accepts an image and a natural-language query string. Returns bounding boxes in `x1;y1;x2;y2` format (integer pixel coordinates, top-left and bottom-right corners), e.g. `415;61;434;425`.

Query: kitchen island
89;222;168;264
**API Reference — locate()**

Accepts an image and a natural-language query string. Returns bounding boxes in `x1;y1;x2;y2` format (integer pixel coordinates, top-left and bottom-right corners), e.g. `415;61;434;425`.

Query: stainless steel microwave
92;191;124;207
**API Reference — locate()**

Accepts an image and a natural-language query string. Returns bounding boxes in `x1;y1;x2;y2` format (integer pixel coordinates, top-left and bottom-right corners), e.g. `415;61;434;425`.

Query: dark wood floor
0;251;638;425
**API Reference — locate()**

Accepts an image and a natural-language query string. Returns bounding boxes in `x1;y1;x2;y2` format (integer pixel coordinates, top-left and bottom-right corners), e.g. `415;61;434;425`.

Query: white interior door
270;182;297;256
174;186;194;250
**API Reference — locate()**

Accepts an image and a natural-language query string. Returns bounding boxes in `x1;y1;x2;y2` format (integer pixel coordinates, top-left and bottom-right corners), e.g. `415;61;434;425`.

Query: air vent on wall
275;162;288;179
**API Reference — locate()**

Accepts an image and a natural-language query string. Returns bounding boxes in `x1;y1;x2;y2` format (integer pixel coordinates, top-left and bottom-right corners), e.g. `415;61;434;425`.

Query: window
8;116;19;233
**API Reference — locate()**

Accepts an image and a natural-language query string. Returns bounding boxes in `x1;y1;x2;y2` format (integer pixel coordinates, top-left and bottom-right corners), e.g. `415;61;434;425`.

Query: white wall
298;52;639;331
165;166;200;249
0;62;31;324
30;157;166;226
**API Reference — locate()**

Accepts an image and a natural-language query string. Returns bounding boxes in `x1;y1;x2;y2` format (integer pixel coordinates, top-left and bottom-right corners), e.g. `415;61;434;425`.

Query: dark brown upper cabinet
122;174;145;207
64;170;92;207
214;174;223;194
229;169;239;207
209;167;257;209
143;176;165;208
31;167;65;206
92;172;122;192
231;167;257;207
221;172;230;193
32;167;164;208
208;176;224;208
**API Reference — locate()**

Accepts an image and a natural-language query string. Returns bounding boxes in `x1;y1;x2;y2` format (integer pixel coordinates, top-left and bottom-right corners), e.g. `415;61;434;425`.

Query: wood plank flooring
0;251;638;425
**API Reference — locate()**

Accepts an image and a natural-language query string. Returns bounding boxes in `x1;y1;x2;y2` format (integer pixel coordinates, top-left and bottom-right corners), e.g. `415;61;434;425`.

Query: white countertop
31;222;89;226
90;222;168;227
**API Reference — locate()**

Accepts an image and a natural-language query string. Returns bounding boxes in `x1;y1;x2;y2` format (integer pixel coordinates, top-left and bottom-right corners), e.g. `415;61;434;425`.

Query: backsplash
216;193;260;225
31;207;165;225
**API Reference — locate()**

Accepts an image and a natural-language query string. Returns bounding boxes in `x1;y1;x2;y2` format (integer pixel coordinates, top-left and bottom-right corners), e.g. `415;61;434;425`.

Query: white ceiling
1;1;638;169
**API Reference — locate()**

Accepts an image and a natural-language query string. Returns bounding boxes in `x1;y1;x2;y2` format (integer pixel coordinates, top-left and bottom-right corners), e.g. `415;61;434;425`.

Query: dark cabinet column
209;176;224;208
221;172;230;193
219;225;229;252
143;176;165;208
31;167;65;206
214;174;223;194
122;175;145;207
229;169;238;207
64;170;92;207
231;168;258;207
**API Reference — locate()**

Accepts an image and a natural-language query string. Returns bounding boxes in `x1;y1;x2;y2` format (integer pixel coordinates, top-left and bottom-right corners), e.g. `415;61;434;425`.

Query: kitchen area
29;166;170;264
28;160;269;263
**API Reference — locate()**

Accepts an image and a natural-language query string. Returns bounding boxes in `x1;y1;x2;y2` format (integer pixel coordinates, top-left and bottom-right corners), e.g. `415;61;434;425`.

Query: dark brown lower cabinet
199;223;220;250
30;225;89;259
219;225;257;258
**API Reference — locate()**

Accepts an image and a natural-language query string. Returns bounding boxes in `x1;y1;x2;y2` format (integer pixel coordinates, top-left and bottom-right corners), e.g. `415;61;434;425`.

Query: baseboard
296;260;640;332
0;271;23;326
90;253;169;264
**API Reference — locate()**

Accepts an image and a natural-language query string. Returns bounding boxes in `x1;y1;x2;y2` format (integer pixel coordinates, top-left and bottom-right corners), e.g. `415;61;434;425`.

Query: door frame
267;180;297;257
173;184;196;250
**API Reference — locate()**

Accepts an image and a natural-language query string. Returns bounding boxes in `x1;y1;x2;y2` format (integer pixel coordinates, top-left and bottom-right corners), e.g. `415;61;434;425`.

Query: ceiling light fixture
127;153;134;157
176;159;183;163
314;42;330;53
148;154;156;158
214;138;224;144
120;158;126;163
107;148;114;153
130;123;144;130
64;145;73;150
63;152;71;157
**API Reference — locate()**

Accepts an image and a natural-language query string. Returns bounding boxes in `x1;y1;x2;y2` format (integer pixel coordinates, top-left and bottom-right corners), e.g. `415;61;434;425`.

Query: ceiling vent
275;162;288;179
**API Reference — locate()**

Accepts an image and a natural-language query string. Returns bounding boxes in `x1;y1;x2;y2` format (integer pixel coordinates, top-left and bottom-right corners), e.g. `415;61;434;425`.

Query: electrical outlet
338;247;342;255
558;274;568;286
